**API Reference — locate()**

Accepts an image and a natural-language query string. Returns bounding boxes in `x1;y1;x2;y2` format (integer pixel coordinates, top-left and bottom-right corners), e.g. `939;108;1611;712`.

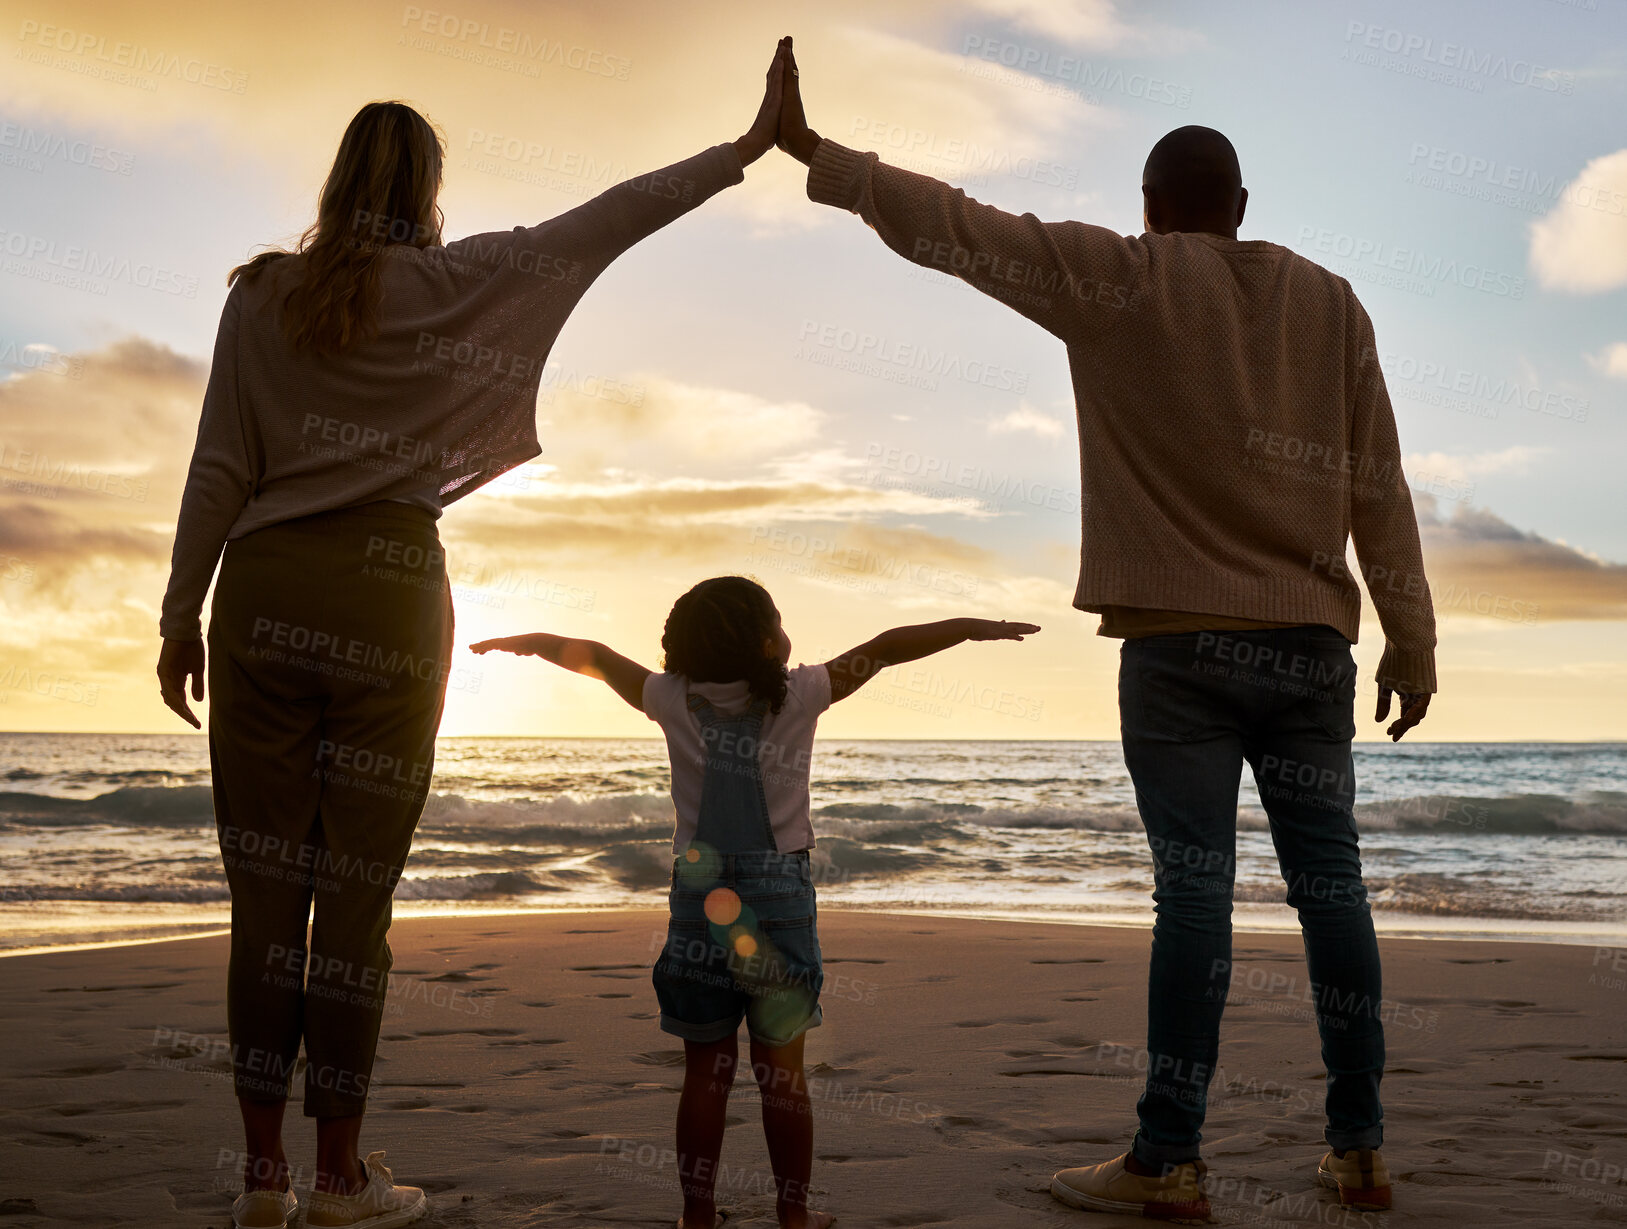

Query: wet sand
2;911;1624;1226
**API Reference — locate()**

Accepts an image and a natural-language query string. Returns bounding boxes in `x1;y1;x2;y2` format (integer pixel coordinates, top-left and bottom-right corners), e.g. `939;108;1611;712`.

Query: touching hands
734;37;791;166
776;36;820;164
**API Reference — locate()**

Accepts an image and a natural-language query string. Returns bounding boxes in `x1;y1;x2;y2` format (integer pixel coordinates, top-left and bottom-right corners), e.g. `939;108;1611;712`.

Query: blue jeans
1119;626;1384;1167
651;692;823;1047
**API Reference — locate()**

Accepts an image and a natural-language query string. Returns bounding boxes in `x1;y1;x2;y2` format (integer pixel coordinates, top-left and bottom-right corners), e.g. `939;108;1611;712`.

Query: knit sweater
806;139;1437;693
160;142;745;641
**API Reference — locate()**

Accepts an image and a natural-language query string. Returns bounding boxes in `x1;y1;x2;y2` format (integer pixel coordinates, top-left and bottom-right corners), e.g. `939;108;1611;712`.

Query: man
776;39;1434;1220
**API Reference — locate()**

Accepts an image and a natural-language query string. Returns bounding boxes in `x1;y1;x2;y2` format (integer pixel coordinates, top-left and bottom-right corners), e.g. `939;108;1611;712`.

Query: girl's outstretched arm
824;618;1040;703
470;634;652;712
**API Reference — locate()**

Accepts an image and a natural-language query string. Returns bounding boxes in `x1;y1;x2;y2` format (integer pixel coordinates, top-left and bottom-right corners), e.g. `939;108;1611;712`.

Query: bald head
1142;126;1246;238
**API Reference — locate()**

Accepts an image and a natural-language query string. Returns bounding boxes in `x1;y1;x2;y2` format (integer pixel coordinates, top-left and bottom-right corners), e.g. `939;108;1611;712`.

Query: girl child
472;575;1039;1229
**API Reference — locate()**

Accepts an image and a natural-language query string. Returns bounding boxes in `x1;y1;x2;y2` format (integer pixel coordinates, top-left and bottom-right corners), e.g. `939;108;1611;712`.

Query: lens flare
704;887;741;925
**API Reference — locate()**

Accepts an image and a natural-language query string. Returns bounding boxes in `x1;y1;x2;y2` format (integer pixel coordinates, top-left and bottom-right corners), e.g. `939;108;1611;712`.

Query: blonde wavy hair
230;101;445;356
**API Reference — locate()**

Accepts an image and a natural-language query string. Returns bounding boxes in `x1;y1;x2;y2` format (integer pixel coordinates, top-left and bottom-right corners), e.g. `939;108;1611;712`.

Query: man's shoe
1051;1153;1211;1223
305;1151;429;1228
231;1185;297;1229
1317;1148;1392;1211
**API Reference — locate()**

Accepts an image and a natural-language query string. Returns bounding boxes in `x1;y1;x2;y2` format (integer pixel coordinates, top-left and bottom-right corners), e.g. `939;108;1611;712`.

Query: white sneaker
305;1152;428;1228
232;1185;297;1228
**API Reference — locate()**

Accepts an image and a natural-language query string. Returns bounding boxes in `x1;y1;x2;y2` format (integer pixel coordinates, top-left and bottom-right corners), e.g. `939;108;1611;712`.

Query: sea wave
0;881;230;903
5;786;1626;839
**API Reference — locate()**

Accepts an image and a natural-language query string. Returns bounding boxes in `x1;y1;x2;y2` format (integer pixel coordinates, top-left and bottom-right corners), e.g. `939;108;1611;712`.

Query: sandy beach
1;911;1624;1227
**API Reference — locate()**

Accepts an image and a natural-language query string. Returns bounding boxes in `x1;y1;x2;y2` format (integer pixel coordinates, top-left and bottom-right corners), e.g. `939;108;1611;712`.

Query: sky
0;0;1624;739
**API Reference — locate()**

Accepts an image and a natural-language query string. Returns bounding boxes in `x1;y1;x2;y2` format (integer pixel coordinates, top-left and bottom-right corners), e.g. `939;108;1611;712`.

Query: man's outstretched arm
777;39;1142;340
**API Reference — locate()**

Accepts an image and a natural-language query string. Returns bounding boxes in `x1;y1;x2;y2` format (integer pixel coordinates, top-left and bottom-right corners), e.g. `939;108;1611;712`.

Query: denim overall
651;692;823;1047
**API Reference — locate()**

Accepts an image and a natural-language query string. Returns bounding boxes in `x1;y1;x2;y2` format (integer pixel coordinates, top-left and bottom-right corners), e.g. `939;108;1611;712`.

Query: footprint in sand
630;1050;688;1067
49;1061;126;1077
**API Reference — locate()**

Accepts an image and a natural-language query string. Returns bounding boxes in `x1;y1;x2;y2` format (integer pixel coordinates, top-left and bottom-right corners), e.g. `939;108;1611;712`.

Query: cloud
987;402;1067;438
439;476;1007;609
1528;148;1627;292
1416;496;1627;622
0;337;202;605
1;0;1133;247
1585;342;1627;380
962;0;1203;52
1402;446;1547;487
542;375;824;463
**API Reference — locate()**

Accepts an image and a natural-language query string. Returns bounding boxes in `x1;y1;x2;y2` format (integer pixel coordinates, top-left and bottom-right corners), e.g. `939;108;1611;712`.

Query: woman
156;41;790;1229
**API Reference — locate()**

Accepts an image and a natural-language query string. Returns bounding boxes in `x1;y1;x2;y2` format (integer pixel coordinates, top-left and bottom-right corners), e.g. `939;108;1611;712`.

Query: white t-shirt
642;664;833;854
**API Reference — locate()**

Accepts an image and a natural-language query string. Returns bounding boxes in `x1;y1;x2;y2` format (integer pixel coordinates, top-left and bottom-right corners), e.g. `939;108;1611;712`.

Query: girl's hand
469;635;542;656
734;37;791;167
965;619;1041;641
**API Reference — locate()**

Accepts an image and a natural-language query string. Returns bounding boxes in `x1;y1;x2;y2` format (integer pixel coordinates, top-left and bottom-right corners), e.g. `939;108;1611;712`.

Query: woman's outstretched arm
824;618;1041;703
444;39;790;286
471;633;652;712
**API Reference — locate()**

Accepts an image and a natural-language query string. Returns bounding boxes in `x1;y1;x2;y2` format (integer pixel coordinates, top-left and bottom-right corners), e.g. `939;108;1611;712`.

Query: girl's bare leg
677;1036;739;1228
748;1035;833;1228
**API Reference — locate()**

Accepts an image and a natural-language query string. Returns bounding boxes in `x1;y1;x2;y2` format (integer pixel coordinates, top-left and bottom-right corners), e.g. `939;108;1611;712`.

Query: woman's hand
734;37;792;167
157;638;205;729
777;36;821;165
964;619;1042;641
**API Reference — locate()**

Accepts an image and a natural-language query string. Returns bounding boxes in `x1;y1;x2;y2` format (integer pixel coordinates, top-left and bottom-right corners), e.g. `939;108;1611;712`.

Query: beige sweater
160;142;745;640
807;139;1437;693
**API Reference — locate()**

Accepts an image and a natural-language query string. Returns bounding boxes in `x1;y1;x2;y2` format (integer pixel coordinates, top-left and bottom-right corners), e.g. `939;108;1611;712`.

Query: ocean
1;734;1624;953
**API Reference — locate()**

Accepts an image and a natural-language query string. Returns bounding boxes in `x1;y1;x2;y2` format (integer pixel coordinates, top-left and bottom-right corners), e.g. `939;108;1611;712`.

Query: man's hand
734;37;791;167
777;36;821;165
157;638;205;729
964;619;1042;642
1376;688;1431;742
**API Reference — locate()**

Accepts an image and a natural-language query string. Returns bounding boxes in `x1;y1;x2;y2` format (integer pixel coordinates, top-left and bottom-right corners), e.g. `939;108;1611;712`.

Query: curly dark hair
660;576;789;714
